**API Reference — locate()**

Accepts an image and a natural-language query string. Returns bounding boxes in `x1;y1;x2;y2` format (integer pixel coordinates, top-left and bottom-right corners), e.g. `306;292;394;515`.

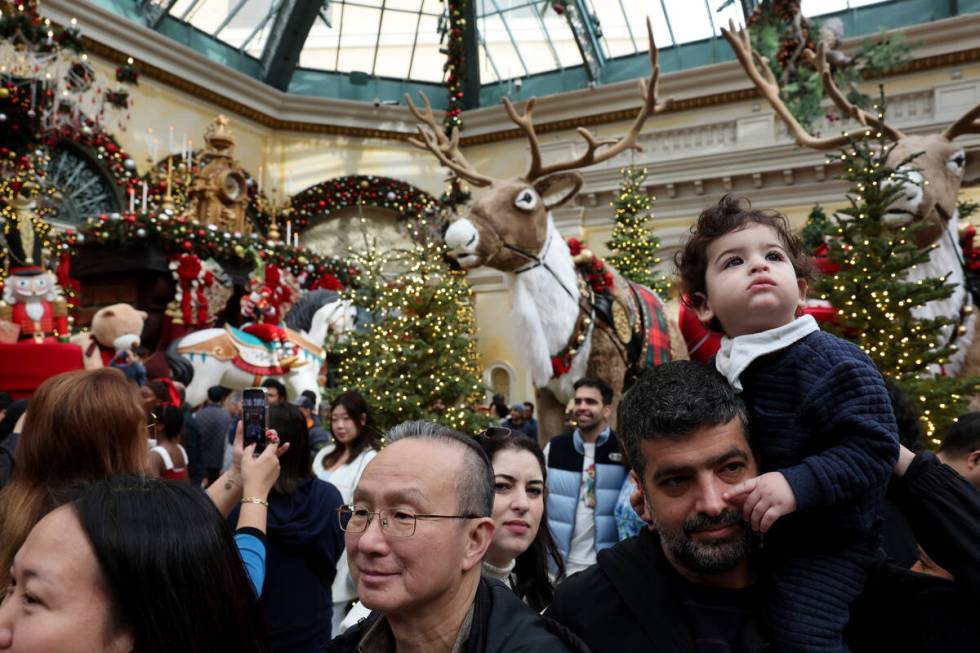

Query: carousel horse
167;289;358;405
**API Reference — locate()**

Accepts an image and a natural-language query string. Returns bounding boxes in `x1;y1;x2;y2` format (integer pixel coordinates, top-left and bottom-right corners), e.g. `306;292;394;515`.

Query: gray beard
653;508;754;575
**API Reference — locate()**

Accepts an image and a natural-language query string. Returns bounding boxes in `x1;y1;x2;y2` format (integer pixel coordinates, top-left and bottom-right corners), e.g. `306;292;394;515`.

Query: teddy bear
70;303;148;372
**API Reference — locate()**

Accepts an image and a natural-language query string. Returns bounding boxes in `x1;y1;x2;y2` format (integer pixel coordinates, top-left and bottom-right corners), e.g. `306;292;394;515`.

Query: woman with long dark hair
478;429;565;611
0;475;271;653
312;390;379;633
233;402;343;653
313;391;379;481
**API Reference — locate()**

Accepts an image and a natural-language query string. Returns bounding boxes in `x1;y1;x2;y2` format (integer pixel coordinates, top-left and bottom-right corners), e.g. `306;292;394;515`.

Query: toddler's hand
722;471;797;533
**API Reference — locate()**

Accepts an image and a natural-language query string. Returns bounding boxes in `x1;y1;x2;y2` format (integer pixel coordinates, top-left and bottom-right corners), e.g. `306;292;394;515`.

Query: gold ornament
0;88;8;99
611;298;632;344
187;115;248;233
965;305;975;316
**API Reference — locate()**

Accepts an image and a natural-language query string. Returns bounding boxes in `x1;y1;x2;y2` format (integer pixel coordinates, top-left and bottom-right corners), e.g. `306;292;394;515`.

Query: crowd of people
0;195;978;652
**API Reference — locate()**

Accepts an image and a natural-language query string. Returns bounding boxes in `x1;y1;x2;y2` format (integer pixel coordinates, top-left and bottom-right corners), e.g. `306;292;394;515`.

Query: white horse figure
168;290;357;405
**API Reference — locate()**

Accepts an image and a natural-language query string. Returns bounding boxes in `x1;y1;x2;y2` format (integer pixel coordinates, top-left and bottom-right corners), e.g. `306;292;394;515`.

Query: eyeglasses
337;505;482;538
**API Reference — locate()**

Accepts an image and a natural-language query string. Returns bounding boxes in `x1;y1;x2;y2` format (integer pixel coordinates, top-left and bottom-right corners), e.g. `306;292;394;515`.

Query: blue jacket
230;477;344;653
740;330;899;548
546;428;627;561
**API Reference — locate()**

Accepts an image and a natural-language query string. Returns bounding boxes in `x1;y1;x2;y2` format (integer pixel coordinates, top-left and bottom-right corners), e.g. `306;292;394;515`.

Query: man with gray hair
325;420;576;652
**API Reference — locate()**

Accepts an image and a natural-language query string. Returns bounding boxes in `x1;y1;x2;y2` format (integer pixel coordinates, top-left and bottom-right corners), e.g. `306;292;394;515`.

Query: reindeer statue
406;19;687;441
722;21;980;377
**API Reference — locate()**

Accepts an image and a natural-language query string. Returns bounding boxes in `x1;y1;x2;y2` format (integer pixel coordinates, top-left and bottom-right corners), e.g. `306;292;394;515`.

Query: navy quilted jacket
739;330;899;547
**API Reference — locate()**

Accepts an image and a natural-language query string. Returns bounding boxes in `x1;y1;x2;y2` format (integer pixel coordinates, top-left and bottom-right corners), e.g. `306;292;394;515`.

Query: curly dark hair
676;194;814;332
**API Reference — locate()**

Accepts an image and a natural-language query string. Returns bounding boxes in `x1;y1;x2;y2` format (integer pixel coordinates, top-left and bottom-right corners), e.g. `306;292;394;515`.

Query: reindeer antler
720;20;902;151
509;17;670;181
404;91;496;187
811;42;904;141
943;102;980;140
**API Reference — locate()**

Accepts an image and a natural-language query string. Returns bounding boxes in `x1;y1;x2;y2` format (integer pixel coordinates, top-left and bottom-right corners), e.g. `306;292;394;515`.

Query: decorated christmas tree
810;133;979;442
328;234;492;435
605;167;669;295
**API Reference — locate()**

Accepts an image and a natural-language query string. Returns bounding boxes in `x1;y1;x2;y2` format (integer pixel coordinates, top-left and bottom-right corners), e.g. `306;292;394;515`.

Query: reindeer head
407;19;668;273
722;21;980;247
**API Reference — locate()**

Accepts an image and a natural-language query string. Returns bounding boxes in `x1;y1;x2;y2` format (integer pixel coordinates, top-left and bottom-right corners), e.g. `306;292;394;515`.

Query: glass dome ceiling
100;0;916;105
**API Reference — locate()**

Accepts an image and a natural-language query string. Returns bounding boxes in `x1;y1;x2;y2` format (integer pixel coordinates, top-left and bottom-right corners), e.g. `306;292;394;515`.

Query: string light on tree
605;167;669;295
805;120;979;442
327;225;491;434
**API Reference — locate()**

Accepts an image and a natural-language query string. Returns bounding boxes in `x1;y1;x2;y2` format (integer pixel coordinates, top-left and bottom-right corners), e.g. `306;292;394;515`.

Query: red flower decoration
551;355;572;377
175;254;202;280
312;273;343;291
566;237;583;256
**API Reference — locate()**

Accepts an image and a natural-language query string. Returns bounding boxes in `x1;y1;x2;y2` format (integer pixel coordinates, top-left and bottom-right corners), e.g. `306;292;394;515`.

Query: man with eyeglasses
324;420;577;653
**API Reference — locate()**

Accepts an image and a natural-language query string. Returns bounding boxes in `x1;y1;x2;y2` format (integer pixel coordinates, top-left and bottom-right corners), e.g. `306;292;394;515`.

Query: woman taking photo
479;429;565;611
0;368;148;586
233;401;343;653
0;475;271;653
312;390;379;635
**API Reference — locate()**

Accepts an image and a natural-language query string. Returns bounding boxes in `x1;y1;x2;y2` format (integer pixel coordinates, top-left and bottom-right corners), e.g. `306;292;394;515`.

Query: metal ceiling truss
139;0;180;29
259;0;325;90
563;0;604;81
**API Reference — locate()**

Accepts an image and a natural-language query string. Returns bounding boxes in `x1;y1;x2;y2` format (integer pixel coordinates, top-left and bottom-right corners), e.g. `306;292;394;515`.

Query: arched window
484;362;515;404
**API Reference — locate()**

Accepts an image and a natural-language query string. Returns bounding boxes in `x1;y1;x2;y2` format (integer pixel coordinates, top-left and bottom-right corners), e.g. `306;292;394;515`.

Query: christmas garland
285;175;438;232
57;211;358;289
437;0;472;214
442;0;465;132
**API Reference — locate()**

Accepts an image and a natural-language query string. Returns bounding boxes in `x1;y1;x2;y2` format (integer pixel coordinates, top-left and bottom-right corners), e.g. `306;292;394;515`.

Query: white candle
286;220;292;245
168;126;175;153
141;182;148;213
128;188;135;213
257;166;263;194
294;233;299;248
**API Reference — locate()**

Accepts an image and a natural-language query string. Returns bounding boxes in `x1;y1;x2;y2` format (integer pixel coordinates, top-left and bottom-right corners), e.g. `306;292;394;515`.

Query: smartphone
242;387;268;454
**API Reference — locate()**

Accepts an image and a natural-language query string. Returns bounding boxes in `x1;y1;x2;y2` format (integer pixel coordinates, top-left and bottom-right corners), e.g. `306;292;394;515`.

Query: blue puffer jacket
546;428;627;561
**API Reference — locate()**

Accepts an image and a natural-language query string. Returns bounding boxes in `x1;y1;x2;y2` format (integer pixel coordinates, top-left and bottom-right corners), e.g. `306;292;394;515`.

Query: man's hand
722;471;797;533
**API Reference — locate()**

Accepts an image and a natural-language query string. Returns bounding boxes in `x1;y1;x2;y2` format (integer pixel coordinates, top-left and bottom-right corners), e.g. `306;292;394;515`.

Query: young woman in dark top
231;402;344;653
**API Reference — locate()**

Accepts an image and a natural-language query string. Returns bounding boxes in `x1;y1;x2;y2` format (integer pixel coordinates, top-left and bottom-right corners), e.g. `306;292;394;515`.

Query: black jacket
323;577;586;653
547;451;980;653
